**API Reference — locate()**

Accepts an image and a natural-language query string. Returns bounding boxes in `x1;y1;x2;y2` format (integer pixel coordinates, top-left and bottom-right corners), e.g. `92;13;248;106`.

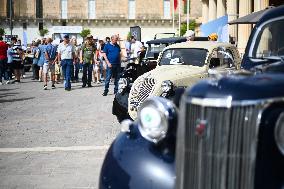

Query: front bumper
112;92;131;122
99;125;175;189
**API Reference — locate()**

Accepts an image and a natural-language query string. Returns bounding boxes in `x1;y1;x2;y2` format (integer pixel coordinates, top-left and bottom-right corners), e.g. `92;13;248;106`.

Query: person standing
71;37;80;82
43;38;57;90
5;42;13;83
0;36;8;85
57;34;75;91
80;34;97;88
130;36;143;60
37;38;46;82
97;39;106;82
11;37;23;83
31;41;40;80
102;35;121;96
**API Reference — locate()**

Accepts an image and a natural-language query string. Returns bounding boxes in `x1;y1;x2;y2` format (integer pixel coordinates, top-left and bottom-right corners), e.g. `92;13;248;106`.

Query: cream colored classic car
128;41;241;119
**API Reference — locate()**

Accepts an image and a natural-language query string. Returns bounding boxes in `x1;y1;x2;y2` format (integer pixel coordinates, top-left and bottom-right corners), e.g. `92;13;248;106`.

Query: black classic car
100;5;284;189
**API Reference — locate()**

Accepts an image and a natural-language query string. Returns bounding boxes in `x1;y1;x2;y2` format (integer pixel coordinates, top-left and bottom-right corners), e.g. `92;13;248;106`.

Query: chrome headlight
118;78;128;93
275;112;284;155
138;97;177;143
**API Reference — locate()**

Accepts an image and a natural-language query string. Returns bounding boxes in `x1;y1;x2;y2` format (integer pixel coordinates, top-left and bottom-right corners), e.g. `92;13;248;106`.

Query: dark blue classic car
100;5;284;189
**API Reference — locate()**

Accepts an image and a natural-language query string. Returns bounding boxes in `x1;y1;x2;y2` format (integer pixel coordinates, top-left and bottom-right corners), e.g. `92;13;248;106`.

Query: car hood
148;65;206;86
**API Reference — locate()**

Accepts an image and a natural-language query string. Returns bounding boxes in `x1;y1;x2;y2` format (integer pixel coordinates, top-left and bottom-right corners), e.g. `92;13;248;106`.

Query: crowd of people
0;34;144;96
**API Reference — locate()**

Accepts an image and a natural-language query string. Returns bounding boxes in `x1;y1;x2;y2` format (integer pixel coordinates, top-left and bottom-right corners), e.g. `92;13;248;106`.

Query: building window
164;0;171;19
39;22;43;30
36;0;43;18
61;0;68;19
128;0;135;19
88;0;96;19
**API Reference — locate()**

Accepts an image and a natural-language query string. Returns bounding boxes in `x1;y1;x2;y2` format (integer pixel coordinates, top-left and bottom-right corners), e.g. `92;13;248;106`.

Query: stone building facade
0;0;202;44
201;0;284;53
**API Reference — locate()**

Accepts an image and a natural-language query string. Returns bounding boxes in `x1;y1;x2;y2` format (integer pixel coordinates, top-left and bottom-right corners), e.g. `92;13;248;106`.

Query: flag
174;0;178;10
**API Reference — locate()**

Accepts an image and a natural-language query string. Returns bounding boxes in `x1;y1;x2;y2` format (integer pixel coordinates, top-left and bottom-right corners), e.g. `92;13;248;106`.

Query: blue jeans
72;63;79;81
104;64;121;93
61;59;73;89
82;63;93;85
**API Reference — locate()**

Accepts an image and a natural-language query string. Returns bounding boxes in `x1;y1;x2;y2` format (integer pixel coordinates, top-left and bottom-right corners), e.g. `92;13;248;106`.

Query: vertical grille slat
176;101;261;189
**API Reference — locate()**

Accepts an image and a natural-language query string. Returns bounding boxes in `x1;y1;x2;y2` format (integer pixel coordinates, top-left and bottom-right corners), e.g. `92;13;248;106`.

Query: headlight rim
161;80;173;93
118;78;128;93
274;112;284;155
138;97;177;144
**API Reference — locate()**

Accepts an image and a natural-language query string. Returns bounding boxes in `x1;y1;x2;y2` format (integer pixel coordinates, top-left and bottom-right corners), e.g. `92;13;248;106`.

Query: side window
209;48;235;69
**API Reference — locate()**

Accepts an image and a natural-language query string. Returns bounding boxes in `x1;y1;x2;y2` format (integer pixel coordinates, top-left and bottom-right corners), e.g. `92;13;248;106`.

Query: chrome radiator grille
176;102;261;189
129;77;156;110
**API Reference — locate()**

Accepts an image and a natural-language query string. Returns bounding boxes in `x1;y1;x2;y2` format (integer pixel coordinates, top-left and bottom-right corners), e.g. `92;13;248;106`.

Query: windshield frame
248;16;284;60
159;48;208;66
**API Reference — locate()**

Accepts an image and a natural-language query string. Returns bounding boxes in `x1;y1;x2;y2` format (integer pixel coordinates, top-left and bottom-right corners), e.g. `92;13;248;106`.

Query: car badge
195;119;208;138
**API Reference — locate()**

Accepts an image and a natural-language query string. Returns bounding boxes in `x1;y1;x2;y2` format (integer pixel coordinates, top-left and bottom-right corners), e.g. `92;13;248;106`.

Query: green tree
39;28;49;37
79;28;91;39
0;27;5;36
180;20;196;36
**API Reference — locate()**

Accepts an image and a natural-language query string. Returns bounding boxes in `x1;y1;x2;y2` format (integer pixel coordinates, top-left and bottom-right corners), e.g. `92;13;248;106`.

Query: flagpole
186;0;189;31
172;0;175;33
178;0;181;36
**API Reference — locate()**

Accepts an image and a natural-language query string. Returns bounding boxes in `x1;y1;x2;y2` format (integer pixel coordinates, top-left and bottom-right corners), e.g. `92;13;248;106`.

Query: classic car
127;41;241;120
99;5;284;189
113;36;188;122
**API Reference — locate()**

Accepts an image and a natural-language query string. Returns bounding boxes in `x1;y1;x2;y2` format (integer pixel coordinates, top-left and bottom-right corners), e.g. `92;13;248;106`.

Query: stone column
216;0;226;18
202;0;209;24
208;0;217;21
254;0;269;11
227;0;238;41
237;0;252;54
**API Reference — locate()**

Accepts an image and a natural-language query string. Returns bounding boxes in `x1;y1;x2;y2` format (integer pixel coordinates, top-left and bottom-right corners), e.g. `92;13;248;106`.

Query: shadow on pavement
0;92;19;99
0;97;35;103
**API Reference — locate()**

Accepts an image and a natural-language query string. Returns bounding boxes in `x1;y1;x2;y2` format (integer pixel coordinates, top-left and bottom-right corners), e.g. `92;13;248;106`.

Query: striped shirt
11;44;23;62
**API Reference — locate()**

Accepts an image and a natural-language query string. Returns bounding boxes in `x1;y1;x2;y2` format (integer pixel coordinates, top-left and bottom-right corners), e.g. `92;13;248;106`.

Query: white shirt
130;41;143;58
57;42;75;60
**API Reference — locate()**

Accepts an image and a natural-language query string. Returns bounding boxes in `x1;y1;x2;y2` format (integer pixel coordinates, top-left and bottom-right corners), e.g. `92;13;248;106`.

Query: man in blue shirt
102;35;121;96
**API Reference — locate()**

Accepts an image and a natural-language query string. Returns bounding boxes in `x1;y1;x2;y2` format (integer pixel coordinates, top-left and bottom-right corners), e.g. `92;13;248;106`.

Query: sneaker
22;75;26;78
65;88;71;91
96;81;101;84
82;84;86;88
15;80;21;83
51;84;56;89
38;79;42;82
43;85;47;90
6;80;10;84
102;91;108;96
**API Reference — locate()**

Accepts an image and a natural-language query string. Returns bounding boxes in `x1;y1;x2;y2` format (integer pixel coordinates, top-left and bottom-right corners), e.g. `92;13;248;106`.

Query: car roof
164;41;236;51
258;5;284;24
146;37;186;45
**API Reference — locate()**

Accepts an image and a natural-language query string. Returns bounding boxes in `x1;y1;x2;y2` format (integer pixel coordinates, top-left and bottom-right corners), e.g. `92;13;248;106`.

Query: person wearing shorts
43;38;57;90
10;37;23;83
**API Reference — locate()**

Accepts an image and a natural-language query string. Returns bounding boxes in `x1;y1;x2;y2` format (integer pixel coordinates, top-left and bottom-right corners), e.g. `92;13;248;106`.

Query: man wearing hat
57;34;75;91
80;34;97;87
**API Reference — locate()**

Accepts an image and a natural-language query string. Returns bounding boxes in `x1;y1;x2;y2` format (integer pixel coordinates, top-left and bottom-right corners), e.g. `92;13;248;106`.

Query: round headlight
118;78;128;93
161;80;173;93
275;112;284;155
138;97;177;143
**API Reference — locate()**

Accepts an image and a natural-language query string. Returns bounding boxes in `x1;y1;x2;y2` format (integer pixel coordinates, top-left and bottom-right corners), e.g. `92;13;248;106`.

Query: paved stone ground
0;72;120;189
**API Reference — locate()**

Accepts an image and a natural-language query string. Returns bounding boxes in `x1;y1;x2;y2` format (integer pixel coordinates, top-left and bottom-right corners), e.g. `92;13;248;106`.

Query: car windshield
252;19;284;59
145;44;167;59
160;48;208;66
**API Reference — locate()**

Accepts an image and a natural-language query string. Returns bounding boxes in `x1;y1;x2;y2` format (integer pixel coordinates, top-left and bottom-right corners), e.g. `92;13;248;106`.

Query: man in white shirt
130;36;143;59
57;34;75;91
